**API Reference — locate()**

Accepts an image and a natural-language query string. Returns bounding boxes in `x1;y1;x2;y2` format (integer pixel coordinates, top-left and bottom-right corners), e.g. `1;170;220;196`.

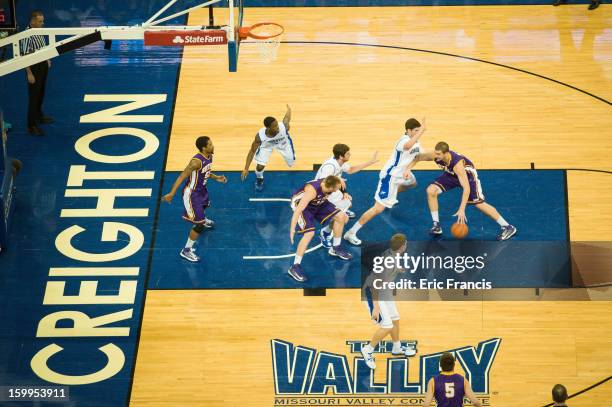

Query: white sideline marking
243;243;324;260
245;197;324;260
249;198;291;202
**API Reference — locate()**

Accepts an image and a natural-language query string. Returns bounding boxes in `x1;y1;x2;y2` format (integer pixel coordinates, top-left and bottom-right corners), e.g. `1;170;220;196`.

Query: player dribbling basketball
417;141;517;241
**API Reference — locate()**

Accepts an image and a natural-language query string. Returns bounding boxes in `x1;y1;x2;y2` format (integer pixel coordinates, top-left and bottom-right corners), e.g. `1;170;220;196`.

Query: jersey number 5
445;382;455;398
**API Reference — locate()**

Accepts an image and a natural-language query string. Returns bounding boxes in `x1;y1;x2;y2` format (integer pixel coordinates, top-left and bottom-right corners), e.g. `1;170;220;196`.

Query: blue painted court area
149;169;568;290
0;2;185;406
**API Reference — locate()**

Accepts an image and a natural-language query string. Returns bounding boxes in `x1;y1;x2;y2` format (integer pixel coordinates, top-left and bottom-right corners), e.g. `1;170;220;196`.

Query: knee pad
192;223;205;233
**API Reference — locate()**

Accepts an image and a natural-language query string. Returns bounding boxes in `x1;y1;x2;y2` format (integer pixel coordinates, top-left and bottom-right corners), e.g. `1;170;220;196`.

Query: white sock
321;225;331;233
349;222;362;234
392;341;401;351
333;237;341;247
431;211;439;223
255;170;264;179
185;238;196;249
364;344;374;353
497;216;509;227
294;255;303;265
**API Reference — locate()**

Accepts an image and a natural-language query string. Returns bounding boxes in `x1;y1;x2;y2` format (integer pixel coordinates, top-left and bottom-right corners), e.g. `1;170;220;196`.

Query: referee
20;11;53;136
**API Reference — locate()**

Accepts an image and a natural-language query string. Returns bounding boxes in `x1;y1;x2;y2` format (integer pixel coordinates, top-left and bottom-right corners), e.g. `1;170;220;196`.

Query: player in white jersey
360;233;416;370
315;143;379;248
241;105;294;192
344;118;426;246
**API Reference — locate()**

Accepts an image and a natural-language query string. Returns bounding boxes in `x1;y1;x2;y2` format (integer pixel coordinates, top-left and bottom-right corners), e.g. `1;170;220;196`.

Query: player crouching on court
417;141;517;241
361;233;416;370
289;175;353;282
315;143;379;248
162;136;227;262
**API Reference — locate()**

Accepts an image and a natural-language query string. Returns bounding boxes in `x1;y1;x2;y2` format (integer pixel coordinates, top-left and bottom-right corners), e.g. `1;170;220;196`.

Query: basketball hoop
238;22;284;63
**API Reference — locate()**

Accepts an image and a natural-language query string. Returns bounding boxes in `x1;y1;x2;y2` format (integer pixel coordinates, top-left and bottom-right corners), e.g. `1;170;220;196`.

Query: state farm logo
183;34;226;44
144;30;228;46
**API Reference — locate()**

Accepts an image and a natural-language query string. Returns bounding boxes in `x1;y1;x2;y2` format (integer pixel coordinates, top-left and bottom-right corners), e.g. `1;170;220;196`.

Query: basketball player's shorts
291;200;340;234
432;169;485;204
182;187;210;224
327;190;352;212
365;298;399;329
374;173;417;209
254;142;296;167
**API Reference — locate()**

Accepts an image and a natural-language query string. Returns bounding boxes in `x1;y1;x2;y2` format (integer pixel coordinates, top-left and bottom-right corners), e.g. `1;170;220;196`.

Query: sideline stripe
125;15;187;407
244;243;323;260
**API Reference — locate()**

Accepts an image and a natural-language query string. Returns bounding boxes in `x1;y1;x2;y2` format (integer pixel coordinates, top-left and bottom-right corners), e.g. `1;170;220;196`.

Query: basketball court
0;1;610;406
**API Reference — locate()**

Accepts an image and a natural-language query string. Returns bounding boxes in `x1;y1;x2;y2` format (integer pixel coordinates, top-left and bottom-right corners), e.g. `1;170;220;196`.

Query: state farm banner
144;30;228;46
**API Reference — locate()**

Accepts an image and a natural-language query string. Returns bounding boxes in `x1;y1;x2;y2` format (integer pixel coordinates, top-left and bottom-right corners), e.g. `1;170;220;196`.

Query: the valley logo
271;338;500;405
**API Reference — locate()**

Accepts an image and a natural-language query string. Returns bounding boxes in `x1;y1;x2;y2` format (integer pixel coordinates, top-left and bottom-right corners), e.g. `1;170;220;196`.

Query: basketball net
239;23;284;63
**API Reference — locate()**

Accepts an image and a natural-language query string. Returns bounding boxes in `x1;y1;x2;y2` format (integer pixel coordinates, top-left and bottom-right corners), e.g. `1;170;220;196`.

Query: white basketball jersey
315;156;351;180
257;122;291;150
379;134;420;178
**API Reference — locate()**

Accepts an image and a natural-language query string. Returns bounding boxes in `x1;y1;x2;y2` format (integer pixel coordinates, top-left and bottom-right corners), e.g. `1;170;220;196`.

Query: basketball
451;222;469;239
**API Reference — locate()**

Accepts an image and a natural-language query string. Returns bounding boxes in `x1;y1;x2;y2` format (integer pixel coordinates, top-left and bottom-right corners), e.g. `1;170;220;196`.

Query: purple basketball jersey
185;153;213;192
181;153;213;224
434;373;465;407
434;150;475;179
293;179;329;207
291;179;339;233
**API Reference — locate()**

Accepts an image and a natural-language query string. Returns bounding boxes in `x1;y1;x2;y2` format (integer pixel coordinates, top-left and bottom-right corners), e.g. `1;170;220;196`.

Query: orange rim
238;22;284;40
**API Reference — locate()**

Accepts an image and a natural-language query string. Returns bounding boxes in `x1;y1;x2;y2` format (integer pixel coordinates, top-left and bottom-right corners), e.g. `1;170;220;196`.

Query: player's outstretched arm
282;104;292;131
453;160;471;224
422;378;435;407
345;151;379;174
161;159;201;202
210;173;227;184
289;185;316;244
464;379;483;407
415;151;435;162
241;134;262;181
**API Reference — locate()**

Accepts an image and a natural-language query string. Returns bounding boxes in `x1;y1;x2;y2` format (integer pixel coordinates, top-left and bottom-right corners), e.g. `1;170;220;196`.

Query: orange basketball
451;222;469;239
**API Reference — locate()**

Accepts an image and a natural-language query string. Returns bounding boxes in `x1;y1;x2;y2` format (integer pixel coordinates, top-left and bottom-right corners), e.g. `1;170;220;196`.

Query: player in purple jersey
162;136;227;262
417;141;517;241
288;176;352;282
424;352;482;407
